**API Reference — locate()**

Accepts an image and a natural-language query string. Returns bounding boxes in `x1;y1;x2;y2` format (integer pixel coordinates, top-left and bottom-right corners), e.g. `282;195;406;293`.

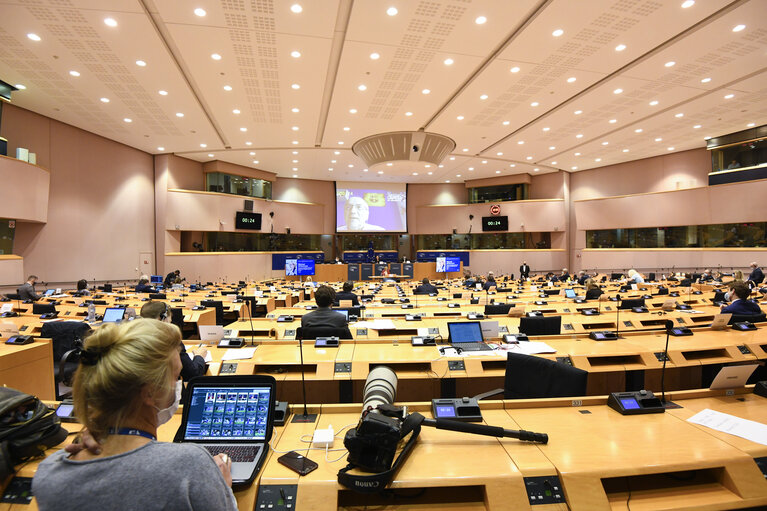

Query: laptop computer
199;325;225;344
178;375;276;488
447;321;492;351
564;288;577;299
44;289;55;296
102;307;125;323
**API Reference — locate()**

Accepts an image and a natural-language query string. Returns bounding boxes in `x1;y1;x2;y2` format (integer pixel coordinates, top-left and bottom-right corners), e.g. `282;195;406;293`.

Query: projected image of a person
339;197;384;231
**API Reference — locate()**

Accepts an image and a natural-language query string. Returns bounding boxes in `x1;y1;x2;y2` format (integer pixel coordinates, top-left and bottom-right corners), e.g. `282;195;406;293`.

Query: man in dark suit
519;261;530;279
18;275;42;301
164;269;181;287
301;285;348;329
721;282;762;316
135;277;156;293
414;278;438;295
335;281;359;306
747;262;764;285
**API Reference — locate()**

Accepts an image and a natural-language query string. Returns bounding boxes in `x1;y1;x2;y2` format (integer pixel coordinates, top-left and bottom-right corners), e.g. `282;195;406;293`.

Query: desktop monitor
610;273;623;281
518;316;561;336
150;275;163;285
286;259;315;276
447;321;484;343
435;257;460;273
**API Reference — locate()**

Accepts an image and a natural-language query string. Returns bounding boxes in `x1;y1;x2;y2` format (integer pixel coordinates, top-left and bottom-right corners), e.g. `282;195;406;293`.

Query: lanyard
107;428;156;441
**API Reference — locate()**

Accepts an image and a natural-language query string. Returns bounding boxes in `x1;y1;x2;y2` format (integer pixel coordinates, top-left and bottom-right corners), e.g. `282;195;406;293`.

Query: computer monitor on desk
150;275;163;285
519;316;561;336
618;298;645;310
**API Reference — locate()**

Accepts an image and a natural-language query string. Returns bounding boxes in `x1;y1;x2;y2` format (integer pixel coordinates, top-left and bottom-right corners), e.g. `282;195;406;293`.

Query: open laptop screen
102;308;125;323
448;321;484;343
184;385;272;441
565;288;576;299
334;309;349;321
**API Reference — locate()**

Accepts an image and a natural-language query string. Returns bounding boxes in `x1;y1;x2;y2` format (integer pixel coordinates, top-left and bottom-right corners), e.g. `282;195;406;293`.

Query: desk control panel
524;476;565;505
256;484;297;510
334;362;351;373
448;360;465;371
220;363;238;374
1;477;33;505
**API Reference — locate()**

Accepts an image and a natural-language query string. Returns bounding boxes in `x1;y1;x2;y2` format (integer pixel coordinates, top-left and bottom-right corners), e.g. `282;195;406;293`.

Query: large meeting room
2;0;767;509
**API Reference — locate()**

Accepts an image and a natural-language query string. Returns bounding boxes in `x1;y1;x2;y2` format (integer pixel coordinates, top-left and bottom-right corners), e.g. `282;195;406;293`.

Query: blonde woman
626;269;645;285
33;320;236;510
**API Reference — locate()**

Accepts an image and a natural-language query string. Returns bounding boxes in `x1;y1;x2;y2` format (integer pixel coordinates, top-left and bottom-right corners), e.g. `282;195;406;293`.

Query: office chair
200;300;225;326
149;293;167;300
728;313;766;325
41;321;92;400
32;303;56;315
484;304;513;315
519;315;561;335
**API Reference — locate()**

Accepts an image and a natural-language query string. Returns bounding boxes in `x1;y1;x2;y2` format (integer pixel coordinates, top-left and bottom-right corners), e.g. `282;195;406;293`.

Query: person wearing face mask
720;282;763;316
33;320;236;511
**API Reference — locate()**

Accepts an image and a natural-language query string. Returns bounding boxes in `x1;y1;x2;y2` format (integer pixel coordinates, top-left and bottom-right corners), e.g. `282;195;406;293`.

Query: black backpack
0;387;68;480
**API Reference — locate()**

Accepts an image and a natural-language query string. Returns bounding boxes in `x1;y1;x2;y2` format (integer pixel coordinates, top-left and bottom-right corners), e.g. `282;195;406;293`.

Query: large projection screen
335;182;407;233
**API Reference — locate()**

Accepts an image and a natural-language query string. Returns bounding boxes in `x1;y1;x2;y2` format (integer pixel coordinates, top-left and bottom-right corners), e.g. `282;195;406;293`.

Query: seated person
559;268;570;282
698;269;714;282
164;269;181;288
335;281;359;306
747;262;764;285
584;279;603;300
727;270;744;284
414;278;438;295
140;302;207;381
135;276;156;294
462;270;477;288
626;269;645;285
721;282;763;316
482;275;497;291
33;319;235;510
18;275;42;301
679;273;693;287
576;270;590;286
75;279;91;296
301;285;348;329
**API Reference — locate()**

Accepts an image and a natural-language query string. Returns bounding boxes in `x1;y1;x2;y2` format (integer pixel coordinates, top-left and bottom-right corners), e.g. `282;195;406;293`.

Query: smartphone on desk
278;451;318;476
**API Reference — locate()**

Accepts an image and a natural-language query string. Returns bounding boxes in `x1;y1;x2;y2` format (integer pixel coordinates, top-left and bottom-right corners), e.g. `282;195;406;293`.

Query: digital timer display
235;211;262;230
482;216;508;231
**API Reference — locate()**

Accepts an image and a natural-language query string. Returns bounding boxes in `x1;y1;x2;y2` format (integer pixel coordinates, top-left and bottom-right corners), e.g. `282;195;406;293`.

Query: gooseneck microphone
660;319;674;405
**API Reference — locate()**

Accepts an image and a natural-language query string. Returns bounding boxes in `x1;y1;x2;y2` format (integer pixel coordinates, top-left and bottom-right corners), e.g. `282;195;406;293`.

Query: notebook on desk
178;375;276;488
447;321;492;351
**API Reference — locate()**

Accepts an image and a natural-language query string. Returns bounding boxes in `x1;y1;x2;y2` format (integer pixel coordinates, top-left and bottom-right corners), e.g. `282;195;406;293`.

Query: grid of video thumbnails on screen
185;387;270;440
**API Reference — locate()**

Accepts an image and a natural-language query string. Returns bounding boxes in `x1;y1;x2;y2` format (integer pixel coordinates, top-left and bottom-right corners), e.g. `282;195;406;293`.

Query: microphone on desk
293;329;317;424
660;319;675;407
614;294;621;339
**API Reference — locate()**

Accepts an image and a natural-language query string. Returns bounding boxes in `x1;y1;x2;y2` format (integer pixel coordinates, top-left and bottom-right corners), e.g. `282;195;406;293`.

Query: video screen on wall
436;257;461;273
335;182;407;232
285;259;315;276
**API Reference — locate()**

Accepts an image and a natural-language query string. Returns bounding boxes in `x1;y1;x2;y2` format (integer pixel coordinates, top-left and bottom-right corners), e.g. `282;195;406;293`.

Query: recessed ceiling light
250;151;256;155
438;165;443;168
291;107;300;113
675;113;684;118
693;124;701;129
667;147;675;151
232;109;241;114
290;126;299;131
194;8;206;17
291;4;303;13
602;141;609;145
664;61;675;67
200;143;206;148
293;174;298;178
724;93;734;99
613;88;623;94
552;29;564;37
157;146;164;151
634;128;642;133
123;118;132;123
291;51;301;58
449;157;455;160
445;180;451;183
104;17;118;27
732;24;745;32
574;110;582;115
208;153;214;157
533;168;539;172
526;156;533;160
495;170;501;174
386;163;393;167
422;89;430;94
510;66;520;73
480;94;488;100
574;152;581;156
530;101;539;107
329;168;334;171
475;16;487;25
211;53;222;60
405;111;413;116
571;166;578;170
292;167;298;171
27;33;41;41
100;97;109;103
175;112;184;117
747;122;755;127
331;160;337;163
655;137;663;142
681;0;695;8
503;121;510;125
412;172;418;176
542;127;550;131
386;7;398;16
517;140;524;145
623;149;629;152
343;127;350;131
481;160;487;164
595;158;602;162
575;134;583;138
615;44;626;51
223;85;232;91
609;119;617;123
69;70;80;77
337;141;343;145
548;146;556;150
509;164;515;167
358;84;367;91
347;164;353;168
245;141;252;145
496;152;503;156
15;84;26;90
369;52;380;60
567;77;576;83
704;136;712;140
334;151;340;155
550;161;557;165
444;58;454;65
462;148;469;152
158;90;168;96
649;100;659;106
241;127;248;132
378;170;384;175
457;115;464;120
136;60;146;67
291;83;300;90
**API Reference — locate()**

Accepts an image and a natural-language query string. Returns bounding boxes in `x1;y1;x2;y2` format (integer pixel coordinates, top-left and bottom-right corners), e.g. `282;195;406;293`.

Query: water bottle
87;303;96;322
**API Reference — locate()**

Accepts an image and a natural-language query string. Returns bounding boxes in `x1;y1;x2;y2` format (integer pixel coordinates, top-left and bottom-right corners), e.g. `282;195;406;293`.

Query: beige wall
0;256;24;287
164;253;279;283
530;171;565;199
0;156;49;223
414;200;566;235
2;104;155;284
167;154;204;191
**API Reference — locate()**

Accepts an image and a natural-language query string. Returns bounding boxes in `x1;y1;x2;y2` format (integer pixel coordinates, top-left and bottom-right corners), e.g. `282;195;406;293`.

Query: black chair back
33;303;56;315
518;315;561;335
618;298;646;310
504;352;587;399
729;313;766;325
484;304;512;315
149;293;167;300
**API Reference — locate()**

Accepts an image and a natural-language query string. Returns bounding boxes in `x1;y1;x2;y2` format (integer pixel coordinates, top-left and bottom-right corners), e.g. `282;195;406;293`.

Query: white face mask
156;380;182;426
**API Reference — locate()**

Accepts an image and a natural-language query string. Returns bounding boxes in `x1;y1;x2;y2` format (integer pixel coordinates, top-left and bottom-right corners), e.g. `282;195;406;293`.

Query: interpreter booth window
468;183;528;203
416;232;544;250
587;223;767;248
0;219;14;254
205;172;272;199
710;138;767;172
188;232;320;252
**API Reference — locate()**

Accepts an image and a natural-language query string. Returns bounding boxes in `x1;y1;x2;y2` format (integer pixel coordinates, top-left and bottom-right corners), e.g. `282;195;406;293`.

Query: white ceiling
1;0;765;183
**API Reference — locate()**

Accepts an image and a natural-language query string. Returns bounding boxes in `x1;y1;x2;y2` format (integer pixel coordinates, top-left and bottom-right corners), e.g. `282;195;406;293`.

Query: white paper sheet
687;408;767;446
353;319;396;330
187;350;214;363
220;347;257;361
500;341;557;355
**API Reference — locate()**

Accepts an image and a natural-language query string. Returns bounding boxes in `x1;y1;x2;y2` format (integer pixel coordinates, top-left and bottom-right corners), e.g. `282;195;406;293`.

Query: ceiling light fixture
567;77;576;83
552;29;564;37
233;109;241;114
655;137;662;142
223;85;232;91
27;33;41;41
609;119;617;123
503;121;510;125
69;70;80;77
667;147;675;151
405;111;413;116
104;17;118;27
200;143;206;148
175;112;184;117
386;6;398;16
291;51;301;58
158;90;168;95
100;97;109;103
623;149;629;152
291;4;303;13
124;118;132;123
613;88;623;94
615;44;626;51
194;8;206;16
542;127;550;131
693;124;701;129
530;101;539;107
576;134;583;138
475;16;487;24
701;77;711;83
211;53;222;60
681;1;695;8
444;58;454;65
291;83;300;89
510;66;520;73
732;24;745;32
457;115;464;120
15;84;26;90
574;110;582;115
634;128;643;133
370;52;380;60
649;100;659;105
675;113;684;118
157;146;164;151
349;108;357;114
136;60;146;67
480;94;488;100
241;127;248;132
724;93;734;99
548;146;555;150
358;84;367;91
664;61;675;67
422;88;430;94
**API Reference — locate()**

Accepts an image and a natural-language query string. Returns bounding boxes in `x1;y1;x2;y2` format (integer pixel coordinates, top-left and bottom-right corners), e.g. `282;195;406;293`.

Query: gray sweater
33;442;237;510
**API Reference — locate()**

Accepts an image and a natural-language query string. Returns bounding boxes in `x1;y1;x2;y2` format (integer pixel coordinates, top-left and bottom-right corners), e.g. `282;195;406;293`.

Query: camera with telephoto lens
343;366;403;473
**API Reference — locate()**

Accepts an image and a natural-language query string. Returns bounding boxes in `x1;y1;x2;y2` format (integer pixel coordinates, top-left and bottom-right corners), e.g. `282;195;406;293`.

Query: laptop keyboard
454;343;493;351
205;445;259;462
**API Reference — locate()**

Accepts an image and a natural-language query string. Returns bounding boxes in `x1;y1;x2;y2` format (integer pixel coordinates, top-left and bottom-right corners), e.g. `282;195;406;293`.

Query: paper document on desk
221;347;257;361
353;319;396;330
678;309;704;314
502;341;557;355
687;409;767;446
187;350;214;363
